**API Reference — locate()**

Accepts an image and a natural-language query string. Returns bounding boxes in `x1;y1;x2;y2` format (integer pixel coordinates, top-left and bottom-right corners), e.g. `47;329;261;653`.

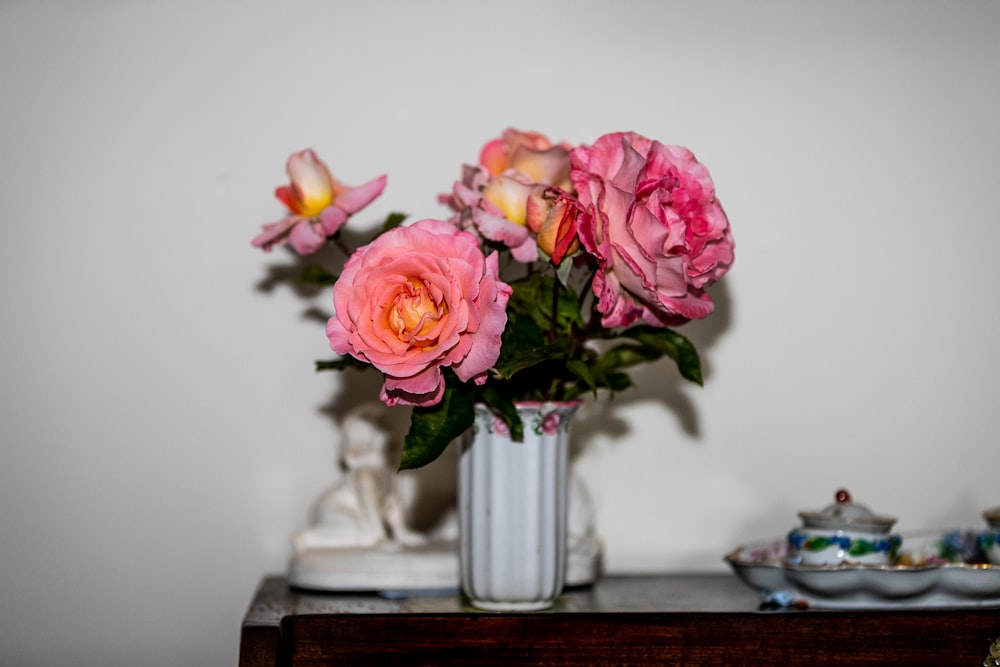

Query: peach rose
326;219;512;407
479;128;572;190
570;132;734;327
440;129;573;263
443;167;541;262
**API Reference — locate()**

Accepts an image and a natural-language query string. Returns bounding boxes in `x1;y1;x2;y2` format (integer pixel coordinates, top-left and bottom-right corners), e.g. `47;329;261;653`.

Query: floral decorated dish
726;531;1000;609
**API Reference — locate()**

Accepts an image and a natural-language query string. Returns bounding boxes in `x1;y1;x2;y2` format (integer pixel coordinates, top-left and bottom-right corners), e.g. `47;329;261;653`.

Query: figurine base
289;539;458;592
288;537;602;593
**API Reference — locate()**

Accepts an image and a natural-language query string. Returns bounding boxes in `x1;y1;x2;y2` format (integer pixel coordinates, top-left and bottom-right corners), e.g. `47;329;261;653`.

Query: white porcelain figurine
288;404;456;592
291;404;424;551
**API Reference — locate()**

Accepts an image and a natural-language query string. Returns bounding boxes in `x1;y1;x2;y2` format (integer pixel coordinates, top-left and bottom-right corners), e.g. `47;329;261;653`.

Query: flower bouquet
251;128;734;471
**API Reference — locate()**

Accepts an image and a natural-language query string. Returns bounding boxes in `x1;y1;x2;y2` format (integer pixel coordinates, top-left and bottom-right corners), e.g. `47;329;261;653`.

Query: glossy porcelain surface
458;403;577;611
788;489;899;566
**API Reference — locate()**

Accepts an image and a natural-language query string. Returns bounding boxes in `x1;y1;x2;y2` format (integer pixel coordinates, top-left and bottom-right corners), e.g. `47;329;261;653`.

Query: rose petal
333;174;388;214
250;216;299;251
287;218;328;255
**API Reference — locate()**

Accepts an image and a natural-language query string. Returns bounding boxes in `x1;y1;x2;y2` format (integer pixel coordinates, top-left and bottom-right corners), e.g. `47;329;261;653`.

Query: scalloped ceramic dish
725;531;1000;609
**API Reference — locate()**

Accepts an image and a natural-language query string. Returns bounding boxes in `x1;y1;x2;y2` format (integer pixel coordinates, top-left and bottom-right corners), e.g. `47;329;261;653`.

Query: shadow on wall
571;275;734;454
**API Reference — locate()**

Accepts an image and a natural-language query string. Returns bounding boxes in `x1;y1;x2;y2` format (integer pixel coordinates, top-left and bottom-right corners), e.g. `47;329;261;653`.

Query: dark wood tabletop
239;574;1000;666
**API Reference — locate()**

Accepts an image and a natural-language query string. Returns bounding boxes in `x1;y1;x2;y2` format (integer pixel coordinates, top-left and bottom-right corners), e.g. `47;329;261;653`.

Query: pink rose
326;219;513;407
252;149;387;255
570;132;734;327
442;167;542;262
439;129;573;263
479;128;572;190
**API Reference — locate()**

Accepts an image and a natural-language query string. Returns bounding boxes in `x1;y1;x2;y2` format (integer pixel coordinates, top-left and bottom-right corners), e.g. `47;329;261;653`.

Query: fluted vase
458;402;579;611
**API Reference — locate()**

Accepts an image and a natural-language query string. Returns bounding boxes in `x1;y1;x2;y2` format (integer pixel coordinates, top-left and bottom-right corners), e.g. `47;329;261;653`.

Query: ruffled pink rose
326;219;513;407
570;132;734;327
252;149;387;255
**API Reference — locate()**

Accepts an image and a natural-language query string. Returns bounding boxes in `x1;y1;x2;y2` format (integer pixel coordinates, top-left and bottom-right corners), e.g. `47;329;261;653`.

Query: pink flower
440;129;573;263
479;128;572;190
570;132;734;327
252;149;387;255
442;168;542;262
326;219;513;407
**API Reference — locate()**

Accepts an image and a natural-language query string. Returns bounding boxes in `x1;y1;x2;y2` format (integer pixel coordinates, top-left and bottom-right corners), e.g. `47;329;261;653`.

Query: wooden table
239;574;1000;666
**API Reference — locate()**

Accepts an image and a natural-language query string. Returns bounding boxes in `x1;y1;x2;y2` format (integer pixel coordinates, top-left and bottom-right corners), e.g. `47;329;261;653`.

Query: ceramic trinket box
787;489;901;566
980;507;1000;565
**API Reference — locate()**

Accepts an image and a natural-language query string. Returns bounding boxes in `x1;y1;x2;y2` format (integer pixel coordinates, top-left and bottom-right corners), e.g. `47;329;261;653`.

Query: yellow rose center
482;178;529;227
387;280;445;347
296;182;338;218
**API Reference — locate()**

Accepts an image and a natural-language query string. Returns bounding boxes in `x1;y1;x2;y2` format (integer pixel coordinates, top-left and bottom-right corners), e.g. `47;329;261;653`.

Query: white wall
2;1;998;664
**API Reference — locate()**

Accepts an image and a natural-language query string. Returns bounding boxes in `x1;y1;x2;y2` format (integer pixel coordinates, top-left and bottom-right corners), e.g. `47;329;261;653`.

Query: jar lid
798;489;896;533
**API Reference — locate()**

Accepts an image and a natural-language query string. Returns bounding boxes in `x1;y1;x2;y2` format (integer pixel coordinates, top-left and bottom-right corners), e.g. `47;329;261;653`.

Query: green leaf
298;265;339;286
554;256;574;287
479;385;524;441
493;310;572;380
597;343;661;371
315;357;371;372
494;339;571;380
622;326;703;385
565;359;597;395
603;371;634;392
380;211;408;234
508;273;584;335
399;382;476;470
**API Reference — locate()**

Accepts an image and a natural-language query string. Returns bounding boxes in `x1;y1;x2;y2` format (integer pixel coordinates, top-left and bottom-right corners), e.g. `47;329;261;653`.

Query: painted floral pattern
787;530;901;559
473;404;577;438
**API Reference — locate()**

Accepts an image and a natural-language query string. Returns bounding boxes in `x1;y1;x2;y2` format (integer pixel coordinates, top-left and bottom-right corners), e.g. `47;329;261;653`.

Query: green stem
549;274;559;343
331;233;352;258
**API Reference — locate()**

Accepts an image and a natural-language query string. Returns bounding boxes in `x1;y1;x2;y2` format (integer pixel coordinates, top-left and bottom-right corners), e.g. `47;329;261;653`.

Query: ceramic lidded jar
979;507;1000;565
787;489;901;566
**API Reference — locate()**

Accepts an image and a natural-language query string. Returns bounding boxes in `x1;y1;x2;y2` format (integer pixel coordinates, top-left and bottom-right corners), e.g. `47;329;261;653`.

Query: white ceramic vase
458;402;578;611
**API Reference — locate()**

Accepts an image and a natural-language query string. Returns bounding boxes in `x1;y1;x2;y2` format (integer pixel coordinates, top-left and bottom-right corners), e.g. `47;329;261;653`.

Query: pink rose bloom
439;129;573;263
479;128;572;190
570;132;734;327
326;219;513;407
252;149;387;255
442;167;542;262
